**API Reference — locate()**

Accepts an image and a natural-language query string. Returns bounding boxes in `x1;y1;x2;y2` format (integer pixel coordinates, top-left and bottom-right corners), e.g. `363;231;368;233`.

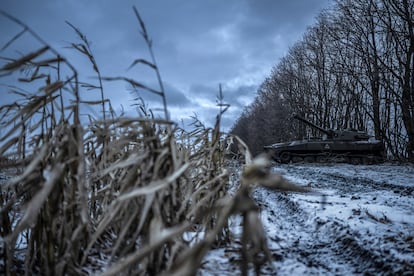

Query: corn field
0;8;308;275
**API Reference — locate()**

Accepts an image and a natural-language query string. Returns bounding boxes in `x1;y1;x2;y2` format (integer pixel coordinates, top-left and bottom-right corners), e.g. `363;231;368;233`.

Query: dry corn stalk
0;8;313;275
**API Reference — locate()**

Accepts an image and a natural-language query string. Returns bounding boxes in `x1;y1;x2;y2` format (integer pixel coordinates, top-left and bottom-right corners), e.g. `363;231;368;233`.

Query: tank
264;114;385;164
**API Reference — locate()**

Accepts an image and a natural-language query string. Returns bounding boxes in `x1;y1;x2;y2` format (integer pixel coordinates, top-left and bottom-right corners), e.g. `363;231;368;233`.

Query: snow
3;163;414;274
201;162;414;275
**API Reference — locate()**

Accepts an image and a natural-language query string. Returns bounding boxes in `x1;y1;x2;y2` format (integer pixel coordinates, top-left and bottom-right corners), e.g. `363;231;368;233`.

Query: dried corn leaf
1;46;49;71
117;162;189;202
101;222;190;276
128;58;157;70
4;144;48;188
1;27;27;52
99;152;149;176
8;162;65;245
0;136;19;156
102;76;162;96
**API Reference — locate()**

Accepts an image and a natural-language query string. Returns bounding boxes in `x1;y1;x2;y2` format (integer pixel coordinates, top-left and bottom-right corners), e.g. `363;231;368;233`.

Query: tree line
231;0;414;162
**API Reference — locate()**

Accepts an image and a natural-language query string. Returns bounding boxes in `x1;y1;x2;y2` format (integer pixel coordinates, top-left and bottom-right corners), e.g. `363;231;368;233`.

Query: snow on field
2;163;413;274
201;163;414;275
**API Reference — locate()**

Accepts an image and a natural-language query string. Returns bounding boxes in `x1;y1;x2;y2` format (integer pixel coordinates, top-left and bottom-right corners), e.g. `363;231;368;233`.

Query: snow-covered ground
3;163;413;274
201;163;414;275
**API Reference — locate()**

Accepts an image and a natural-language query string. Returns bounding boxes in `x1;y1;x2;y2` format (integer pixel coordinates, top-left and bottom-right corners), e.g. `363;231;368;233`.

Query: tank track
277;152;384;165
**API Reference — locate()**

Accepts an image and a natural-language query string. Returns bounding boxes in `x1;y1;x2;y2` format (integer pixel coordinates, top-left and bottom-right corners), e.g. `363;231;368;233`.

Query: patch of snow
201;163;414;275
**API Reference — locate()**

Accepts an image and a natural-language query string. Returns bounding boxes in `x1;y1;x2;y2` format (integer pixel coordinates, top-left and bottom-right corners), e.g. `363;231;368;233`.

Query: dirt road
255;163;414;275
201;163;414;275
4;163;413;275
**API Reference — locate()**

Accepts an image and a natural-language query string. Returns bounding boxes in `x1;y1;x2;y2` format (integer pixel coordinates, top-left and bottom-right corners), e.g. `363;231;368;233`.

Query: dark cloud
0;0;332;131
129;81;192;108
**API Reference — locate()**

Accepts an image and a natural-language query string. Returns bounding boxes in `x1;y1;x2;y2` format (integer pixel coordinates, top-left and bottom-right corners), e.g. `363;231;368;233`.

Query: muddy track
277;164;413;193
254;172;414;276
198;163;414;275
255;189;390;274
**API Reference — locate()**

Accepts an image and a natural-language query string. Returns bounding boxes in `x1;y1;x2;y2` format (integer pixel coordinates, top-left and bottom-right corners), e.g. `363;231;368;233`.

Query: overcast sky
1;0;332;132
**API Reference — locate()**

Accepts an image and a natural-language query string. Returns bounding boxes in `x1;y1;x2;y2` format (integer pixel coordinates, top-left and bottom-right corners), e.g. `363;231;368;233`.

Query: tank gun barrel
292;114;332;136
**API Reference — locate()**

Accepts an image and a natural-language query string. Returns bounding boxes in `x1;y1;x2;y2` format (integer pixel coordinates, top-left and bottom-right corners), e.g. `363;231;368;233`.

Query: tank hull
264;139;384;164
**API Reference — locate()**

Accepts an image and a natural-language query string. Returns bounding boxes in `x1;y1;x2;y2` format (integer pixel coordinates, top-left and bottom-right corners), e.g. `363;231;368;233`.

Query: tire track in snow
277;164;414;195
254;164;414;275
255;188;388;274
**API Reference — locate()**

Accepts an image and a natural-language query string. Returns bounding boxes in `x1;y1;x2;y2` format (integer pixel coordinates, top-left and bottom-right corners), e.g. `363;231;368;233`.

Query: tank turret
292;114;371;141
264;114;384;164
